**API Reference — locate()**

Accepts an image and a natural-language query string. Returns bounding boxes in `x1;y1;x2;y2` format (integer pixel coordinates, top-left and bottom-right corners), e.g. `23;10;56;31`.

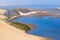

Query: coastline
0;19;52;40
9;22;36;32
14;8;60;18
18;22;36;30
26;24;36;30
0;8;52;40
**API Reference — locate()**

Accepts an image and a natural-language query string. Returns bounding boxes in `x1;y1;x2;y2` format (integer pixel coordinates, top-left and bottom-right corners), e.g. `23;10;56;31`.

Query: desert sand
0;9;52;40
14;8;60;18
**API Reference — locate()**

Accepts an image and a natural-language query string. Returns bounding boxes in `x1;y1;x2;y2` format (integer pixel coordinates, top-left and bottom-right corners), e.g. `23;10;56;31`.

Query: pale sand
0;9;7;15
14;8;60;18
0;19;52;40
0;9;52;40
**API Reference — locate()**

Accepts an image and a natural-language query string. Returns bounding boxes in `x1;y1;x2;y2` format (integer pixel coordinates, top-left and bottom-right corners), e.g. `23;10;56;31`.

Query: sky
0;0;60;5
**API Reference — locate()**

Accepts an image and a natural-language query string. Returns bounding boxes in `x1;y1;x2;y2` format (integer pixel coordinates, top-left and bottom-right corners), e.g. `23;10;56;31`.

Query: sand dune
0;9;52;40
14;8;60;18
0;19;51;40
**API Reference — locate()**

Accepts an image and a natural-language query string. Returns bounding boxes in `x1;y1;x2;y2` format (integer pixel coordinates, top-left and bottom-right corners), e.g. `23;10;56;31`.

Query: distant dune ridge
8;8;60;20
11;8;60;19
0;9;52;40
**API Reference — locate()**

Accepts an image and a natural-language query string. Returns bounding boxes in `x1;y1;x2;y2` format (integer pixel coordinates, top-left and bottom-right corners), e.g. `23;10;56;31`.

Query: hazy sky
0;0;60;5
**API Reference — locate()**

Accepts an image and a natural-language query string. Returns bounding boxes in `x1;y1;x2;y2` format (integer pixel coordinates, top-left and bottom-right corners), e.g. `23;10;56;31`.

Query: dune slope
0;8;52;40
0;19;52;40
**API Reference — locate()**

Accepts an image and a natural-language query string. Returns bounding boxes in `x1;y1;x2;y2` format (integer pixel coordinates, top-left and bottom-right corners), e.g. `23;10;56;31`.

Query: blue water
0;5;60;40
13;17;60;40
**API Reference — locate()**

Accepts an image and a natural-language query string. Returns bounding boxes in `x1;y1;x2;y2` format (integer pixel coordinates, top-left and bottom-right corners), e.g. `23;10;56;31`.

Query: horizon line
0;4;60;6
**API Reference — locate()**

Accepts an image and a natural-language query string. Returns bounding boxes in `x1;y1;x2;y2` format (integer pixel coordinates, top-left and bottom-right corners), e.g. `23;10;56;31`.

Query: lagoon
0;5;60;40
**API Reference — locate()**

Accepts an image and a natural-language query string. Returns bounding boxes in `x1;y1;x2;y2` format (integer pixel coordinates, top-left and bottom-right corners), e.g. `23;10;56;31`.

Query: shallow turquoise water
0;5;60;40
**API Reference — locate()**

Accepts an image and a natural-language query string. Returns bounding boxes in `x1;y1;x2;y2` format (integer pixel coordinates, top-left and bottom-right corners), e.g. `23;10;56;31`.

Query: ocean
0;5;60;40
